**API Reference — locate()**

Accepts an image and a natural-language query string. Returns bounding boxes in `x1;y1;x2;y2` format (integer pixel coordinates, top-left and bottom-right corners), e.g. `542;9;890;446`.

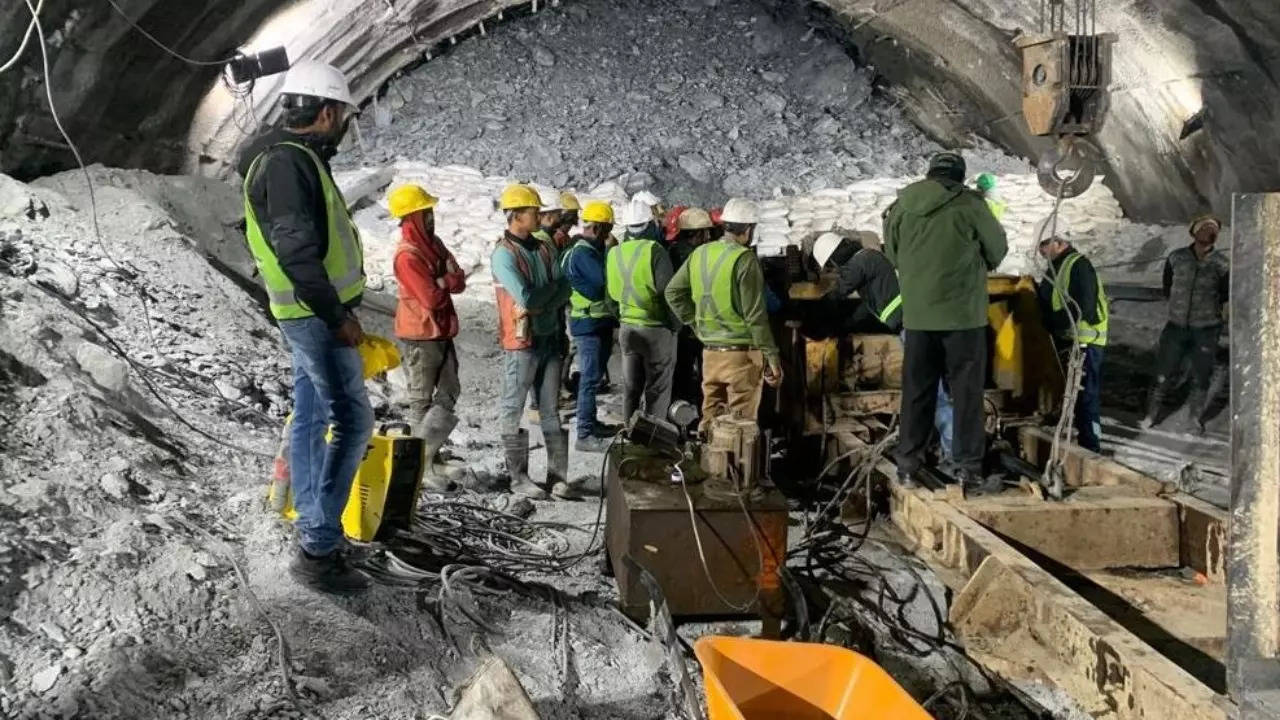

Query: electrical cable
101;0;240;66
0;0;43;73
674;462;764;613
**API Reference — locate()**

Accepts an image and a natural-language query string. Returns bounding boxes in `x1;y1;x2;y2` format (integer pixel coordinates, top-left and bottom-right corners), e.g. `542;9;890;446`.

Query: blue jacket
564;236;617;336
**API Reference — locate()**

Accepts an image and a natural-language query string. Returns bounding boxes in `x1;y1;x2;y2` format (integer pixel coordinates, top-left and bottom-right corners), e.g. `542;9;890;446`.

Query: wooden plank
885;463;1232;719
1017;425;1169;494
1179;494;1228;585
957;487;1180;570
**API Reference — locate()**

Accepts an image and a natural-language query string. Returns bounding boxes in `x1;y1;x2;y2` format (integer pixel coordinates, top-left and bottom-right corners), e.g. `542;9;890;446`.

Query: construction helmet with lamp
620;199;653;227
580;201;614;224
720;198;759;225
499;184;542;211
560;192;581;211
279;60;356;108
677;207;713;231
387;184;438;219
812;233;844;268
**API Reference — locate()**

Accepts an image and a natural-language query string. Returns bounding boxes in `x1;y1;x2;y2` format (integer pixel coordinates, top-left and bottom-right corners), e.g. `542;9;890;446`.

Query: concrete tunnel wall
1;0;1278;223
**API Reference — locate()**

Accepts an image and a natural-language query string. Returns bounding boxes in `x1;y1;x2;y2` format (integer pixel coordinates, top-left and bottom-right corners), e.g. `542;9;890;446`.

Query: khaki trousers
699;348;764;433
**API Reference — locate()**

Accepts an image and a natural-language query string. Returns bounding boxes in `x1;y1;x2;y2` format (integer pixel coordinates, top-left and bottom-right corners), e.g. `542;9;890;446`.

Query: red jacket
393;218;466;340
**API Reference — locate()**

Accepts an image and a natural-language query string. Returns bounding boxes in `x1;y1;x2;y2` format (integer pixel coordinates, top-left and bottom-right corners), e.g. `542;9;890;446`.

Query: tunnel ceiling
1;0;1278;223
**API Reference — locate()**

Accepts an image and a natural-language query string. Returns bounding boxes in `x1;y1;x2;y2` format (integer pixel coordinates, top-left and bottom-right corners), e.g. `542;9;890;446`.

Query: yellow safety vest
688;241;751;345
1050;252;1109;346
243;142;364;320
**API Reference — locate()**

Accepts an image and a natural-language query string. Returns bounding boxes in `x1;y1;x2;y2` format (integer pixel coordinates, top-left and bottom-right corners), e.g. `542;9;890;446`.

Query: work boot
895;469;919;490
958;469;1003;497
503;430;547;500
575;434;612;453
593;421;623;438
289;547;370;595
545;431;578;499
419;406;466;492
1184;388;1208;435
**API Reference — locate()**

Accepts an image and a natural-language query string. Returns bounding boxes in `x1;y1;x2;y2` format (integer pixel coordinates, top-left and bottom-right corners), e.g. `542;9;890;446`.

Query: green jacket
883;177;1007;331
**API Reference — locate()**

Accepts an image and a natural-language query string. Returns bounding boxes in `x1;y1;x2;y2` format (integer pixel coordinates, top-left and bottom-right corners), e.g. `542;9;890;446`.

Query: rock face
2;0;1279;222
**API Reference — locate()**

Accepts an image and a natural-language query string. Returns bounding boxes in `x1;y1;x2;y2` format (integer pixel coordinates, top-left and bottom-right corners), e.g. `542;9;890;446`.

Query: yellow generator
267;422;427;542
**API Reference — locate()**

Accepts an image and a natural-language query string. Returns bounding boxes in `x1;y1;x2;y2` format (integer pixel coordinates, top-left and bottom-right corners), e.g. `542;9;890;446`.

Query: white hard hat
631;190;661;208
533;185;563;212
720;198;759;225
280;60;356;108
813;233;844;267
620;199;653;227
1034;215;1070;244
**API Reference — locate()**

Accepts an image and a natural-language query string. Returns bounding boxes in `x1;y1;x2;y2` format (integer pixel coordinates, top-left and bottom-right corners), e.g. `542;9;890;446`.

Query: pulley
1036;136;1100;198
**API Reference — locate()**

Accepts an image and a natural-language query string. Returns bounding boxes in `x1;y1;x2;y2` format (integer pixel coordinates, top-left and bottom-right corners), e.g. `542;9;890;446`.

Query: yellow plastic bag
358;334;401;379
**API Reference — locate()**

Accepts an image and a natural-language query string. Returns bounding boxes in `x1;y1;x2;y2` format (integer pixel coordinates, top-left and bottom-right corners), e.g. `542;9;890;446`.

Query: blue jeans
1075;345;1104;452
501;338;563;437
574;328;613;439
279;317;374;556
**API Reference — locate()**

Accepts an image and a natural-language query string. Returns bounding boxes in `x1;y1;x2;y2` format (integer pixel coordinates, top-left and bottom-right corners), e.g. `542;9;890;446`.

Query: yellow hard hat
560;192;581;211
499;183;542;211
581;201;614;224
387;185;438;219
677;207;713;231
358;335;401;379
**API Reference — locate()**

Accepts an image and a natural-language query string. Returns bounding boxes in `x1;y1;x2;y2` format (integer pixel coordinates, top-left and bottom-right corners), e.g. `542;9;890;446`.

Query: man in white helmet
665;198;782;433
237;60;370;594
607;198;679;423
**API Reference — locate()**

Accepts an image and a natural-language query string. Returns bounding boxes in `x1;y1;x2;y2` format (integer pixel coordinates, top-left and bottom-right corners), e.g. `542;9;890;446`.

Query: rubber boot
545;431;577;499
503;430;547;500
420;405;465;492
1138;381;1167;429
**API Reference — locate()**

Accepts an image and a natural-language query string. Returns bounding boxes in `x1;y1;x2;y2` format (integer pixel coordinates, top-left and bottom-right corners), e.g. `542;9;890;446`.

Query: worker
238;61;371;593
563;200;619;452
884;152;1007;493
1140;213;1229;433
1034;219;1107;452
812;231;953;458
492;184;573;500
388;184;467;489
670;208;715;407
557;192;581;247
632;190;665;225
608;199;678;423
665;198;782;434
526;186;569;421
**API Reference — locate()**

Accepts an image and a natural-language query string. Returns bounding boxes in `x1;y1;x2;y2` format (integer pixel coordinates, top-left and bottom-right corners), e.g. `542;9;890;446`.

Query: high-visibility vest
562;240;614;320
1051;252;1109;346
687;241;751;346
607;239;665;327
243;142;365;320
492;235;555;351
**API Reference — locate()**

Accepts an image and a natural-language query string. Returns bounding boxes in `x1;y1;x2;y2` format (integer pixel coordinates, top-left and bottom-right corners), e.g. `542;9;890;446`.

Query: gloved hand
333;314;364;347
763;355;783;387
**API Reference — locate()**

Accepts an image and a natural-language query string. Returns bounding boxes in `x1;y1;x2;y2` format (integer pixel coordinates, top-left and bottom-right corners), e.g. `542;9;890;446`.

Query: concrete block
959;487;1179;570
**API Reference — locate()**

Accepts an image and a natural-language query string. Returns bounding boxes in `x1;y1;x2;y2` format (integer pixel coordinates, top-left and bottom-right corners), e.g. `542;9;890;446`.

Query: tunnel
2;0;1279;222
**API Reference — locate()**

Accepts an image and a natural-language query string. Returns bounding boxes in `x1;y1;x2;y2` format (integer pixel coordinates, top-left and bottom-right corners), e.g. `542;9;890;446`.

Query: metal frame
1228;194;1280;717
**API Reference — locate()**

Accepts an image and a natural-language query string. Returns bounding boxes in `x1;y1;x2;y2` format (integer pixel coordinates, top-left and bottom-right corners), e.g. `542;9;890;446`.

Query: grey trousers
403;339;460;432
619;325;675;423
501;341;564;437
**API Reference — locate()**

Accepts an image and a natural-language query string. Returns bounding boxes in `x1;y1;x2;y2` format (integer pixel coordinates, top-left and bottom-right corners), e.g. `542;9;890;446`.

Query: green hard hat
976;173;997;192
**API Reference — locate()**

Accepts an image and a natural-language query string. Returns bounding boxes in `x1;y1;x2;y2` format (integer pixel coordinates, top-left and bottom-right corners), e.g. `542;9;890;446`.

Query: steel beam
1228;193;1280;714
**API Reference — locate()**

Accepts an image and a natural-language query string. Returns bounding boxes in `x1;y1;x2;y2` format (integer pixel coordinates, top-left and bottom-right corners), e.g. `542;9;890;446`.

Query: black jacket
237;128;361;329
1036;245;1101;338
1162;244;1228;329
828;240;903;332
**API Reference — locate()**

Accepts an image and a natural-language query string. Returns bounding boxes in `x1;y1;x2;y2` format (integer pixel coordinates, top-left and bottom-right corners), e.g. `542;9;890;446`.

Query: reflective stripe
243;142;364;320
688;241;750;345
1050;252;1109;346
877;294;903;324
607;240;664;327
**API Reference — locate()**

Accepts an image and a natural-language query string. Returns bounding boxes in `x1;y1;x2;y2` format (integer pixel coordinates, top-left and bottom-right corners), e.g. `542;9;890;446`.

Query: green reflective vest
562;240;614;320
243;142;364;320
607;239;665;327
1051;252;1109;346
688;241;751;345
